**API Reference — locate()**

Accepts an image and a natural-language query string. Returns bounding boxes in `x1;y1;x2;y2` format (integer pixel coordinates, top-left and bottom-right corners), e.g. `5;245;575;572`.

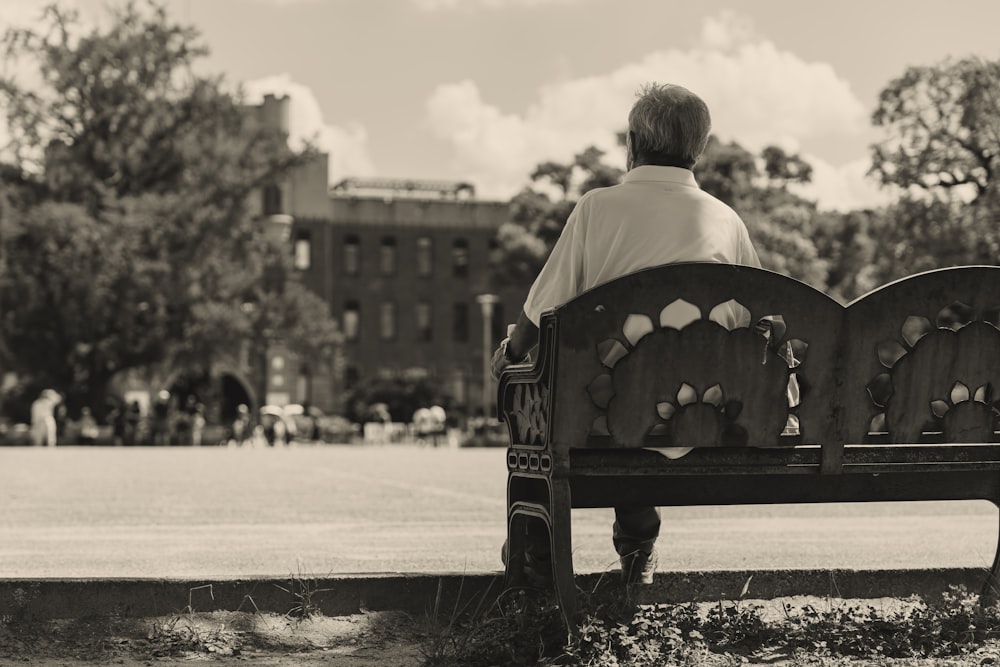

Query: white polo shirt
522;165;761;326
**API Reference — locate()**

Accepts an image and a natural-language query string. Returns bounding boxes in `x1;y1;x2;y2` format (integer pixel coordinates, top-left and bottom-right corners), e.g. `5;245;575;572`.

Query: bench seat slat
570;447;821;468
568;470;1000;509
567;444;1000;473
842;444;1000;464
842;462;1000;473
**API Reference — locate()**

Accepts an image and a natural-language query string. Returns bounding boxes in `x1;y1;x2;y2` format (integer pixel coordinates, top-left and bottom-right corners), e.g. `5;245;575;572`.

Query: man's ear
625;131;636;170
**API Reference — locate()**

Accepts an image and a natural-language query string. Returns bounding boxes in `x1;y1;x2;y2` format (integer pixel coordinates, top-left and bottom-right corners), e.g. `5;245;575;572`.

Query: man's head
626;83;712;170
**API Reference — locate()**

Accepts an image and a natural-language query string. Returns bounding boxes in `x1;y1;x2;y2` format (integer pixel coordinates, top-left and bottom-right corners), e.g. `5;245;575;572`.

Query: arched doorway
162;370;254;427
219;373;253;424
165;370;211;413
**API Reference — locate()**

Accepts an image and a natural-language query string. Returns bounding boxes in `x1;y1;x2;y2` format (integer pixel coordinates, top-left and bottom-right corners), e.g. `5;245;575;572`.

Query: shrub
420;584;1000;666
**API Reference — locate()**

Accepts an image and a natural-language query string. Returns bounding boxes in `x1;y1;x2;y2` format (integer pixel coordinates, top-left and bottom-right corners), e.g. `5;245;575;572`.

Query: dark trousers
520;505;661;560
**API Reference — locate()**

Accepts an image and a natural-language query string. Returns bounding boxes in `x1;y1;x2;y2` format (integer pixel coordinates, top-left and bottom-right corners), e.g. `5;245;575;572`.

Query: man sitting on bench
493;81;762;586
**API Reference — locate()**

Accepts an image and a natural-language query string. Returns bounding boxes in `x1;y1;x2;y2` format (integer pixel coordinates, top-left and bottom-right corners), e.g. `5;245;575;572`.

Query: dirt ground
5;601;1000;666
0;610;428;667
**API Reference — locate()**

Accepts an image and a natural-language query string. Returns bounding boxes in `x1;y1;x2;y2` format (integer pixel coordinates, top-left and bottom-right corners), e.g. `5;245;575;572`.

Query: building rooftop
330;178;476;200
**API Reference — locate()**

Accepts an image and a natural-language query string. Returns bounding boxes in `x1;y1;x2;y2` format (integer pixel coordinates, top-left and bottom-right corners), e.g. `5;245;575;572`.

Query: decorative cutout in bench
867;302;1000;443
510;382;548;447
584;299;805;448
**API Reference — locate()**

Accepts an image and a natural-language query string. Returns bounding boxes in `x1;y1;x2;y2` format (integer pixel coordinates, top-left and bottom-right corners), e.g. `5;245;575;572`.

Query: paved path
1;445;998;579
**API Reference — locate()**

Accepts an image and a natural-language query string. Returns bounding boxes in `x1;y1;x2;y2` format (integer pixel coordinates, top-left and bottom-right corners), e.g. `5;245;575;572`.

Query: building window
296;364;310;405
416;236;433;277
344;301;360;341
343;234;360;275
345;366;359;390
380;236;397;275
487;237;500;270
380;301;396;341
294;231;311;270
453;302;469;343
415;301;432;342
452;238;469;278
262;184;282;216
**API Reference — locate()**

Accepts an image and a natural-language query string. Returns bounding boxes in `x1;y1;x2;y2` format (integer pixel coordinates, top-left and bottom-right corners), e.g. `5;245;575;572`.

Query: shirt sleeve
736;214;762;268
521;198;586;326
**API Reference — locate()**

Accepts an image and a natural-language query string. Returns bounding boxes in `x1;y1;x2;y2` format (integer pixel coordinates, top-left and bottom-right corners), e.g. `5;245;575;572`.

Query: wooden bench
498;262;1000;625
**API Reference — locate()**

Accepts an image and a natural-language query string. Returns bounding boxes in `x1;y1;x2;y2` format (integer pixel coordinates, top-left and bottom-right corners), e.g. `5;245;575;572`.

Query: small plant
1;585;36;629
145;585;242;657
273;563;334;621
419;581;1000;666
421;581;567;667
778;585;1000;658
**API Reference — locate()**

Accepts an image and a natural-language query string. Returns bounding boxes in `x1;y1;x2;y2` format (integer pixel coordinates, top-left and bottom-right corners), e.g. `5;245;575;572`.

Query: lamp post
253;213;293;411
475;294;499;421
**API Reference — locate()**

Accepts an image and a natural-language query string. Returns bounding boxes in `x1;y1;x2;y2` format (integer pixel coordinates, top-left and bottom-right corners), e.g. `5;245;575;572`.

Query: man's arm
490;195;586;380
507;309;538;361
490;309;539;380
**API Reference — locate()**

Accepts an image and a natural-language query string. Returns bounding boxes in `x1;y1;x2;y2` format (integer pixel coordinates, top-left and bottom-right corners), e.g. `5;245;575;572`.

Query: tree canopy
0;1;340;414
867;56;1000;284
870;56;1000;203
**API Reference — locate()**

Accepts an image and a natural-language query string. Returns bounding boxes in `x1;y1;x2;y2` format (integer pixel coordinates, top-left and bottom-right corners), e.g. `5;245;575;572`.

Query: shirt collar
623;165;698;187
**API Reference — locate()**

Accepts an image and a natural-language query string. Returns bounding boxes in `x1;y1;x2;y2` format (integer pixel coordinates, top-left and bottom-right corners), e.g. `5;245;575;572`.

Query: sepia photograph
2;0;1000;664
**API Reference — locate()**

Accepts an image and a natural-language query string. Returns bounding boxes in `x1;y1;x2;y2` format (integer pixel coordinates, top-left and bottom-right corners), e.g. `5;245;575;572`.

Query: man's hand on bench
491;338;531;380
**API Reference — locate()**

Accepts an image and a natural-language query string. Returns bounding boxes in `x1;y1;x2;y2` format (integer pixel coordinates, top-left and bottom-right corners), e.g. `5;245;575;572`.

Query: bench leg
549;478;577;631
983;501;1000;606
503;511;530;589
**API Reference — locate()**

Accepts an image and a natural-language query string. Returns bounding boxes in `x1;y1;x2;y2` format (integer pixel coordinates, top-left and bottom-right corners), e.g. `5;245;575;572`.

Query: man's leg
501;517;552;586
613;506;660;584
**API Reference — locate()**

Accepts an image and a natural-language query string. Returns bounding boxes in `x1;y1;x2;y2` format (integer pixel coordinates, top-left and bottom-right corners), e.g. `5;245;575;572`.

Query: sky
2;0;1000;211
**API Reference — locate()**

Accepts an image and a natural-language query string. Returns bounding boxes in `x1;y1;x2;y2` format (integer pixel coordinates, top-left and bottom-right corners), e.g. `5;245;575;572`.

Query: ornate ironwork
510;382;548;446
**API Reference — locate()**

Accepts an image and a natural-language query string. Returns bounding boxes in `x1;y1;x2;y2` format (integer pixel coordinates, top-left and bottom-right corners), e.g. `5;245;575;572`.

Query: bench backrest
842;265;1000;445
506;263;1000;474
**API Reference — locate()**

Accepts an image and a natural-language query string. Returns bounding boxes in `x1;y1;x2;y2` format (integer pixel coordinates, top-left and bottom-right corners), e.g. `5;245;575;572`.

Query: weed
273;563;334;620
145;584;242;657
421;582;567;667
419;582;1000;666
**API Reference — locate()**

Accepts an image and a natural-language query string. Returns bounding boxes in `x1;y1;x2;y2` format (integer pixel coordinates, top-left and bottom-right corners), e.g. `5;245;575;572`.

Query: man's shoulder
691;188;746;222
576;182;621;202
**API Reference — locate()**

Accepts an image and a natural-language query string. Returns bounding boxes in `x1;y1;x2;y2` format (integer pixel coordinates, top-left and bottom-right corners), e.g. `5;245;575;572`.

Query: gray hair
627;83;712;168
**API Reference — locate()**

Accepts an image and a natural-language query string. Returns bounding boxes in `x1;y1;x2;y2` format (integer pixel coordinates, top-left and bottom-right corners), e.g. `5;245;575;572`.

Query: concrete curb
1;568;992;621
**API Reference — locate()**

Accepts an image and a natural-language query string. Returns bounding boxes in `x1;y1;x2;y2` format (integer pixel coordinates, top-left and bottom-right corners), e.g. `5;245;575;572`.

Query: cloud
700;9;758;51
411;0;582;10
241;74;376;183
792;155;895;212
425;11;886;210
0;0;55;29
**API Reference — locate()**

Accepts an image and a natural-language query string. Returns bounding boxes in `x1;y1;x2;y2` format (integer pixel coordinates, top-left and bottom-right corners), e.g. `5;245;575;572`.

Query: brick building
252;95;527;419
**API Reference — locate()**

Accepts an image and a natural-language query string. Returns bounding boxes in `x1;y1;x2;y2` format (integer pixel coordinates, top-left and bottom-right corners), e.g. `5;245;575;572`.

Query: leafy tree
811;209;881;302
0;1;339;413
870;56;1000;203
862;57;1000;287
762;145;813;186
697;138;836;291
743;207;829;291
695;135;761;207
870;196;1000;285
